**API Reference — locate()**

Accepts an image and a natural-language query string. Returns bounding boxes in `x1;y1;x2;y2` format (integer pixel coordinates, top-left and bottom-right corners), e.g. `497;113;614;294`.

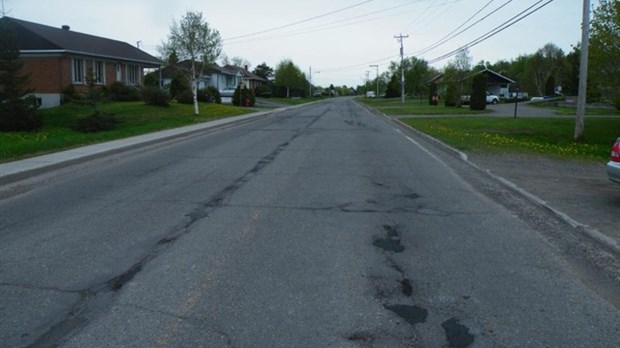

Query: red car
606;137;620;185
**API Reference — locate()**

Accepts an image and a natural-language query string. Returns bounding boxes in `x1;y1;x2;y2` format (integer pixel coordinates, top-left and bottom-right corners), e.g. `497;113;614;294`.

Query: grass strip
1;101;253;162
400;117;620;162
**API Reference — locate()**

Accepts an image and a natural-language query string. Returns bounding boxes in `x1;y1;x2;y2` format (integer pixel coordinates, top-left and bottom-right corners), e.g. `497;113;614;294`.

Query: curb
356;101;620;255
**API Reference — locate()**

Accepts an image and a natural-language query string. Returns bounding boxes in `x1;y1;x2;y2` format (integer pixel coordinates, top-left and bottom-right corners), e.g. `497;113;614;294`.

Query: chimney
244;65;248;71
61;25;70;30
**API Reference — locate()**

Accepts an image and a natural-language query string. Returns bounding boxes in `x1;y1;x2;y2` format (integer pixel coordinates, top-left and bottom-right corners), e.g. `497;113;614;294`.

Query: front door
116;64;122;82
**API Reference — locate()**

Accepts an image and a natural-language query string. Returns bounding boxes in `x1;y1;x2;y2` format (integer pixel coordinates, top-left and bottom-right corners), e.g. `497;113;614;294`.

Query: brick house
1;16;161;108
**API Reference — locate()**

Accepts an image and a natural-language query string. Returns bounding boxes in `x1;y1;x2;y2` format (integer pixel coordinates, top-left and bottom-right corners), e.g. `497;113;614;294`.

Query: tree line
358;0;619;109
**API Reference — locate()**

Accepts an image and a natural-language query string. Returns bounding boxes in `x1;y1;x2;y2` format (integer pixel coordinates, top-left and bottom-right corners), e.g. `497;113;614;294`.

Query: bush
141;86;170;106
176;90;194;104
444;83;458;107
106;82;140;101
232;85;255;107
73;111;118;133
205;86;222;103
169;74;189;99
0;99;42;131
614;95;620;111
470;74;487;110
177;88;222;104
255;84;272;98
61;84;81;103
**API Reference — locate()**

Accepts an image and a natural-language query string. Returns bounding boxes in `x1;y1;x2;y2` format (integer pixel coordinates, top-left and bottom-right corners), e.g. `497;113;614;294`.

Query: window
126;64;140;85
93;61;105;84
72;58;85;84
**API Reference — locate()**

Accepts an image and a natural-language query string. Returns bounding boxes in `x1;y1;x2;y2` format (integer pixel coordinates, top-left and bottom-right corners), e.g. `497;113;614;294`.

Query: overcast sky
5;0;593;87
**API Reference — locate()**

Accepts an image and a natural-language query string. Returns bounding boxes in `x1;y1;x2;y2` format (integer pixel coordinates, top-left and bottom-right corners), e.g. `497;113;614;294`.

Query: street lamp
369;65;379;99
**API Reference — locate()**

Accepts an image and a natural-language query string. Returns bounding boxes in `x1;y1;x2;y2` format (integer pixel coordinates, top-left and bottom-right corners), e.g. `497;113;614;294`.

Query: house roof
473;69;516;84
155;61;239;79
428;69;516;84
223;65;267;82
2;16;161;66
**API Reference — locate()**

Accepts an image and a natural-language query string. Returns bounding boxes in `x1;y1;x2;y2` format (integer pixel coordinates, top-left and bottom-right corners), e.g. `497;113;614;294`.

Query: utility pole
369;64;379;99
394;34;409;104
365;70;370;94
575;0;590;141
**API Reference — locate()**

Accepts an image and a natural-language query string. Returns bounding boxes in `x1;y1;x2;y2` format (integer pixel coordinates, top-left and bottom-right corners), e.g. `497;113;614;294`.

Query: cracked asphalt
1;98;618;347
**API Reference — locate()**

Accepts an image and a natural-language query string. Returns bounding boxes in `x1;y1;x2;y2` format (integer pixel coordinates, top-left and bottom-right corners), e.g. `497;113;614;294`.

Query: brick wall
20;56;71;93
20;56;146;94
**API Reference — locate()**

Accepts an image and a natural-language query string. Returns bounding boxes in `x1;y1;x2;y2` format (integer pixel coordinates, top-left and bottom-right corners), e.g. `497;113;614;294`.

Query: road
1;98;618;347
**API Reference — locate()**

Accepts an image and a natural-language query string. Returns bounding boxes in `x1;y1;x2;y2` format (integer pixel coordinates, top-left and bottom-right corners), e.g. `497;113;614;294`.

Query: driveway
487;102;560;117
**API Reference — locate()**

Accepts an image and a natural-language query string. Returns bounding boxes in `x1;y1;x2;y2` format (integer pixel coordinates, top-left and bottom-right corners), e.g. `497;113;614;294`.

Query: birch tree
160;11;222;115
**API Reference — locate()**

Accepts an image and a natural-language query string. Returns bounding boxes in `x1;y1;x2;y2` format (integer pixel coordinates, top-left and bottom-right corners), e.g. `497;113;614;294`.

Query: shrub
470;74;487;110
232;85;255;107
61;84;80;103
176;90;194;104
545;75;556;96
255;84;272;98
0;99;42;131
169;74;189;99
73;111;118;133
106;82;140;101
141;86;170;106
205;86;222;103
444;83;458;107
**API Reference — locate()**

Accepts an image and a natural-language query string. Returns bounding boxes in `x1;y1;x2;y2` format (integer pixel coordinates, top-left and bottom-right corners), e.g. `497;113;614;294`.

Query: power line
427;0;554;64
412;0;512;56
224;0;430;45
222;0;375;41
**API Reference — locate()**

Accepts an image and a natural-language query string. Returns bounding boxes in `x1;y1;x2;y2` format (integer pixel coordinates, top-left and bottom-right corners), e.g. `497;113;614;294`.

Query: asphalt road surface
1;98;618;347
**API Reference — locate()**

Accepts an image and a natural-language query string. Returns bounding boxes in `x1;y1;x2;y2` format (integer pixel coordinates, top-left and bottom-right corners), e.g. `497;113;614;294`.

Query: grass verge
400;117;619;162
1;101;253;162
269;97;317;105
358;97;490;115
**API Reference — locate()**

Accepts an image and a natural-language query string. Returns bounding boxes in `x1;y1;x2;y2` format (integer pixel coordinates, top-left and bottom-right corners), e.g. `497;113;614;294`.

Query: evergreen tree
470;73;487;110
0;19;41;131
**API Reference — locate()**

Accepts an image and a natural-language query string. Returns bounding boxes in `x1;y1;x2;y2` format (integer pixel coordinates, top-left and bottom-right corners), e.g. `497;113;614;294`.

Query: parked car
219;88;236;97
606;137;620;185
460;92;499;105
365;91;376;98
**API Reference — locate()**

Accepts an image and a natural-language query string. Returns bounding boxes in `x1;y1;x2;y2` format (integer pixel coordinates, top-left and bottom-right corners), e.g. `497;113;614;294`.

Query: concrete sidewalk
0;107;292;185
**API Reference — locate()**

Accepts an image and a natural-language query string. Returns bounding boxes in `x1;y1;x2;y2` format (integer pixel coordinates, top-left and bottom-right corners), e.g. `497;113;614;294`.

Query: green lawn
1;101;253;162
358;97;490;115
400;117;620;161
269;97;318;105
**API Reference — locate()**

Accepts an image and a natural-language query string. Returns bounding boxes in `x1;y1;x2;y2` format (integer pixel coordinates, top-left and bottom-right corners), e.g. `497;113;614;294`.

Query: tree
274;59;304;98
524;43;564;96
253;62;274;81
159;11;222;115
221;54;252;69
545;74;556;96
589;0;620;105
384;73;400;98
470;73;487;110
561;45;580;96
0;18;41;131
445;49;472;107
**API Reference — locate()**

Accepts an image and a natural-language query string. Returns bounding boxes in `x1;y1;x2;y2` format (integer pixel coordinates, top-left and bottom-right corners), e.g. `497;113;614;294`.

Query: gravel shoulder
467;153;620;248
